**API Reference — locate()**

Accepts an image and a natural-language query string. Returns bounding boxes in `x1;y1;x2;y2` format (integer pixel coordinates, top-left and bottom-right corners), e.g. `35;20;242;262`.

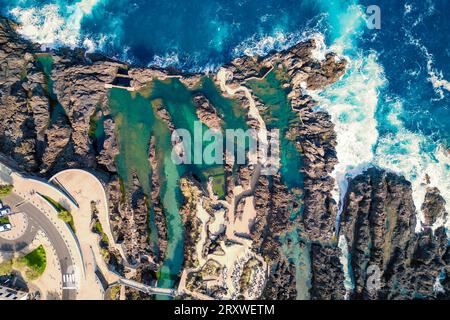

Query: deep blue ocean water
2;0;449;288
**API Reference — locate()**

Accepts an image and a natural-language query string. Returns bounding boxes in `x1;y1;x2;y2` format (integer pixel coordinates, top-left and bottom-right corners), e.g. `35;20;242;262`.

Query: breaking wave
9;0;104;50
405;28;450;100
231;13;327;59
313;51;384;213
2;0;450;234
375;106;450;232
309;3;450;234
232;31;307;58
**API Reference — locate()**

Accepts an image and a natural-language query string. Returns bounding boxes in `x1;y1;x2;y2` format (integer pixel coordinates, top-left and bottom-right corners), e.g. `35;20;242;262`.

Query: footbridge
116;278;177;297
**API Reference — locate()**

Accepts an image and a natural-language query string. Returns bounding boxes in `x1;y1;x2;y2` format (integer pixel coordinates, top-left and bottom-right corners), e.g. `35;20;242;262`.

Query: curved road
0;193;76;300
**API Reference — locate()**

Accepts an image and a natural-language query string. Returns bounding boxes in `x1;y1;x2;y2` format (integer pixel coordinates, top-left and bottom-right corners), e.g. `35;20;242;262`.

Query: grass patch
15;245;47;280
41;195;66;211
20;245;47;277
200;166;226;199
92;221;109;245
0;185;13;198
89;111;99;139
58;209;76;233
109;284;121;300
211;175;226;199
0;260;13;275
91;201;111;263
93;220;110;261
41;195;76;233
0;216;10;224
0;246;47;281
239;258;260;294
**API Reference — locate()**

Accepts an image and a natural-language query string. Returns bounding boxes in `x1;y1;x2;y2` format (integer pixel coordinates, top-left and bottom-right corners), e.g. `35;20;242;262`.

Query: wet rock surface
340;168;448;300
422;187;447;227
310;244;346;300
192;94;222;131
261;259;297;300
97;117;119;172
0;18;44;171
148;136;168;263
1;17;449;300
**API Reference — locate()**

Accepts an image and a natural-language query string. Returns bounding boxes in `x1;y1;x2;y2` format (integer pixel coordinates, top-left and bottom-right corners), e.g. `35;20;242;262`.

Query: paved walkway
0;155;174;300
50;169;126;262
24;230;64;300
49;170;126;299
177;69;269;300
0;193;76;299
117;278;177;297
10;173;85;282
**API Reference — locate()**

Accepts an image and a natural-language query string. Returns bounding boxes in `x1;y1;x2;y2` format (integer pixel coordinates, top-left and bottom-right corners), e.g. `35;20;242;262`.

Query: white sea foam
385;97;404;128
429;70;450;98
148;52;219;74
310;33;327;61
150;52;181;69
231;12;327;60
232;31;305;58
417;42;450;99
10;0;103;50
404;3;413;15
82;37;96;53
305;4;450;239
311;52;384;214
375;126;450;232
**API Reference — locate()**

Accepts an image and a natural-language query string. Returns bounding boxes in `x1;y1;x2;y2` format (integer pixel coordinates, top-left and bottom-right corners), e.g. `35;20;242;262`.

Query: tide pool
247;66;303;190
35;54;68;125
108;87;184;296
107;75;250;293
5;0;450;298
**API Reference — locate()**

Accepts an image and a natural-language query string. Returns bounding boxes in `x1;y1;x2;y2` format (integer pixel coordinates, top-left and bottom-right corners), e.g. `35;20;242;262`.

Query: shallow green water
92;111;106;151
147;78;229;199
109;88;185;296
36;54;52;78
107;76;249;293
108;88;159;255
280;229;312;300
248;68;310;295
109;89;154;194
195;77;248;131
35;54;68;124
246;67;303;189
196;77;251;193
150;99;184;292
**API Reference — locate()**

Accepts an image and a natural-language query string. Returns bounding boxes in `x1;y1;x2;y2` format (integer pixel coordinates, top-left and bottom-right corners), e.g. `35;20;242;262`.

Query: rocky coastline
1;15;449;300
